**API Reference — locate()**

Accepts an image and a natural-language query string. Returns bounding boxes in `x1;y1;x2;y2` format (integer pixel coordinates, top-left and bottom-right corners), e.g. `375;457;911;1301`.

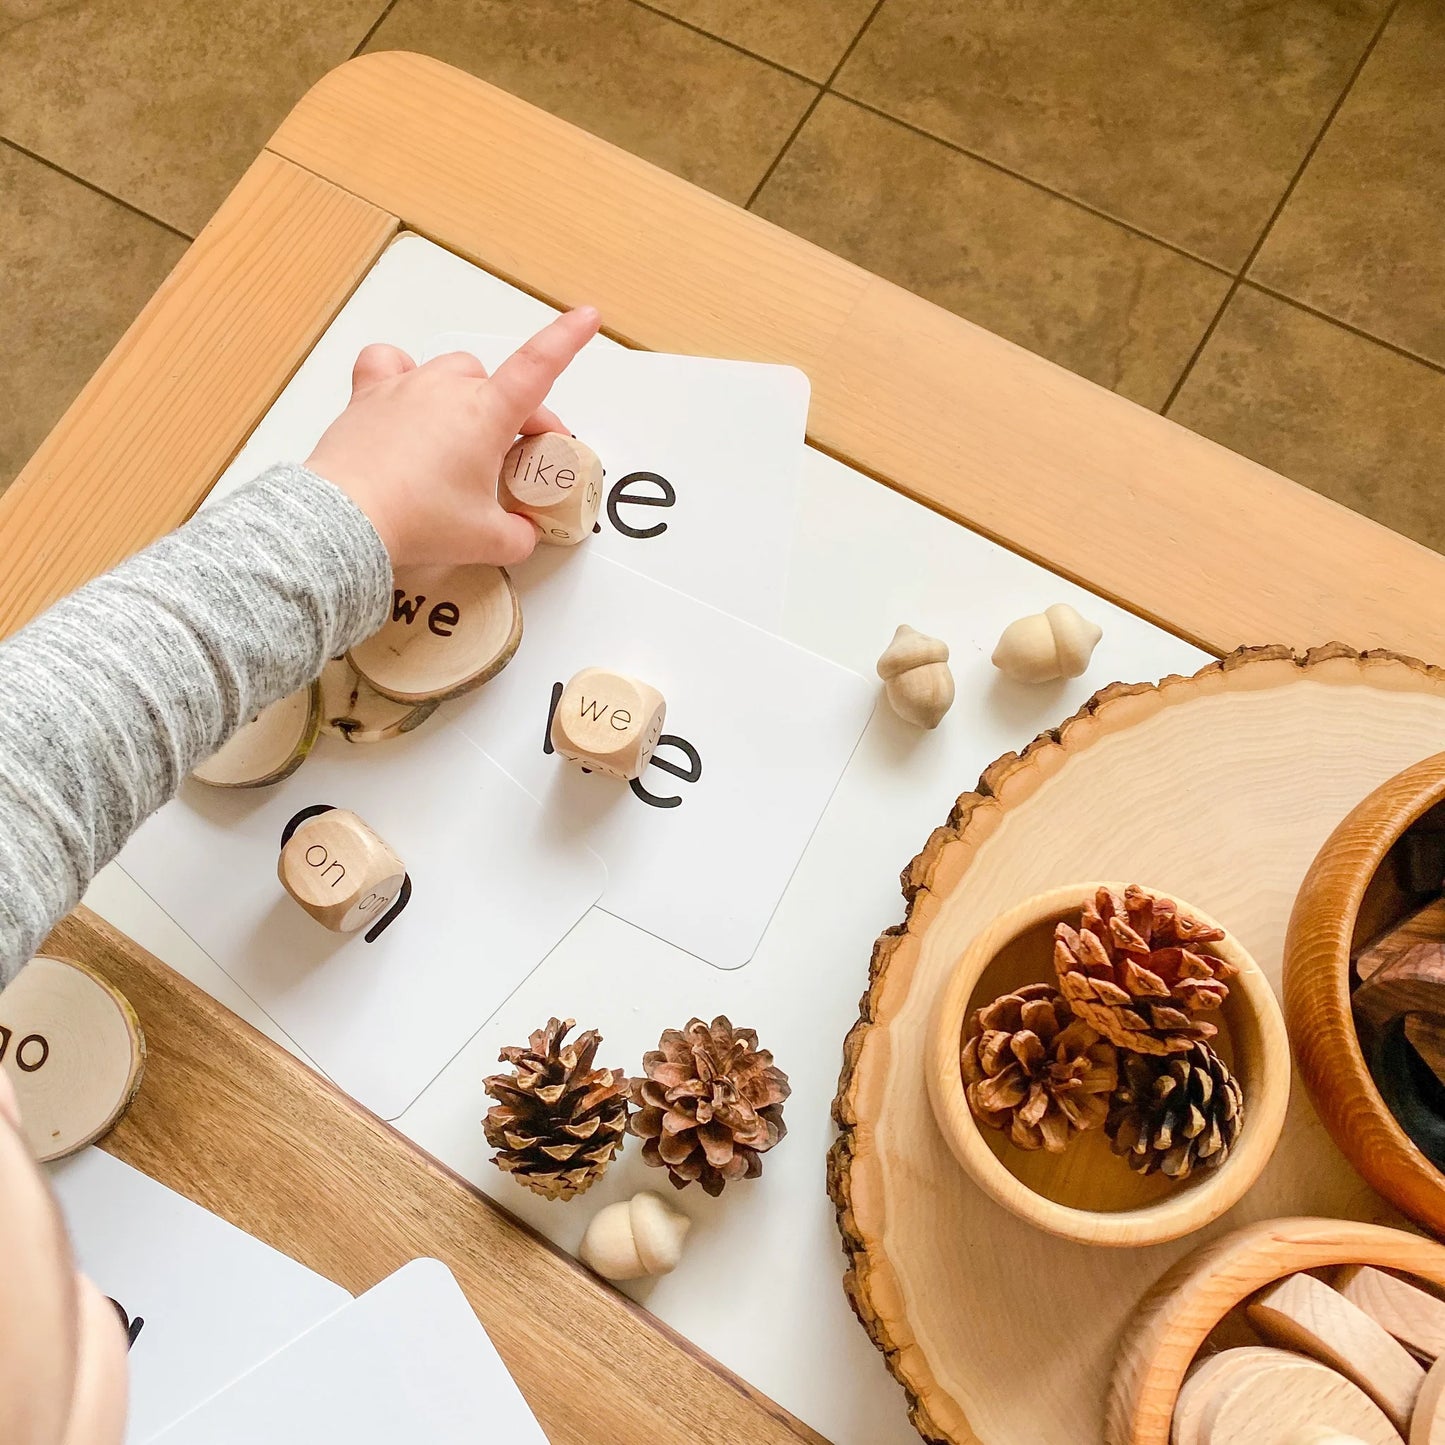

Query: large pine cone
1054;885;1235;1055
483;1018;630;1201
1106;1043;1243;1179
629;1017;789;1196
961;983;1118;1152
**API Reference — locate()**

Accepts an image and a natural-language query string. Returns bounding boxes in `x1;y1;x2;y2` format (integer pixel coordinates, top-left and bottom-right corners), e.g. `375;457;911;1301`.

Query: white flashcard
47;1149;351;1444
118;724;606;1118
427;333;810;627
448;547;876;968
153;1258;545;1445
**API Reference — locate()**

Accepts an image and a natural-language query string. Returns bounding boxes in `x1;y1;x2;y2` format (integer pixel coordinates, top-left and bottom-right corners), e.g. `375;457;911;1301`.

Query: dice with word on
278;808;407;934
550;668;666;781
499;433;603;546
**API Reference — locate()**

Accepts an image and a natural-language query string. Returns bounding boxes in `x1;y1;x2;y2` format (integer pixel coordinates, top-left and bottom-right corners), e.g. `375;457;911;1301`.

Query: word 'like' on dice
550;668;666;781
499;433;603;546
279;808;408;935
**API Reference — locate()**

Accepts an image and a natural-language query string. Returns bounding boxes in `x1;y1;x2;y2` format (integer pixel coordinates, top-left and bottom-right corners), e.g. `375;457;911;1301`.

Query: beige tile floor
3;0;1442;555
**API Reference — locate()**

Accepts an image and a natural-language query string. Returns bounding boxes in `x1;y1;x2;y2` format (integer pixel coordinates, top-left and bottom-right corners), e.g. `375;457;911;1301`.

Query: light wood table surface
3;51;1445;1445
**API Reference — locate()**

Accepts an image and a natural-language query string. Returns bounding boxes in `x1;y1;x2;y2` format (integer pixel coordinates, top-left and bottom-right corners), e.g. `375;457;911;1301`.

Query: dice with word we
550;668;666;781
279;808;407;934
499;433;603;546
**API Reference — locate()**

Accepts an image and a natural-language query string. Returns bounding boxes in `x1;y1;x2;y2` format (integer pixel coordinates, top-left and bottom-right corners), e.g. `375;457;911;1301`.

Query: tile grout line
1159;0;1402;416
824;91;1234;275
744;0;891;211
351;0;403;57
623;0;817;84
1243;279;1445;380
0;137;194;242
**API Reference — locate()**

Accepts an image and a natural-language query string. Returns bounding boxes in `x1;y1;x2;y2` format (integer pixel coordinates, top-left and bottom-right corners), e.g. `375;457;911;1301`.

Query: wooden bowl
1106;1215;1445;1445
926;883;1291;1247
1284;750;1445;1236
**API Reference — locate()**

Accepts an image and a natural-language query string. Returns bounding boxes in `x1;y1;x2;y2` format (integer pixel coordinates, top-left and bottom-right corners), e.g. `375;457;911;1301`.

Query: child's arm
0;308;599;982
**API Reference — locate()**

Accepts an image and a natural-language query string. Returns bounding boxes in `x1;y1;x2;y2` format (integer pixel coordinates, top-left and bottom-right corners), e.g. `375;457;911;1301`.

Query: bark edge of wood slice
1285;747;1445;1237
0;954;145;1162
827;643;1445;1445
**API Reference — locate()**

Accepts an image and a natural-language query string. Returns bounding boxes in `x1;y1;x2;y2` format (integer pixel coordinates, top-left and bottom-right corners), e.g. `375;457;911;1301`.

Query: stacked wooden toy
1173;1267;1445;1445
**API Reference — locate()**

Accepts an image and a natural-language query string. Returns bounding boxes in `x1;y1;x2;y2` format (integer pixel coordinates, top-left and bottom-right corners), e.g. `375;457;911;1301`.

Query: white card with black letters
48;1149;351;1444
117;724;606;1118
153;1258;545;1445
426;333;810;627
448;547;875;968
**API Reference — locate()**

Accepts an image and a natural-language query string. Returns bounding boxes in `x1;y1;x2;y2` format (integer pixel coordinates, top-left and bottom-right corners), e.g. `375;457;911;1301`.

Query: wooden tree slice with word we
0;955;144;1161
349;563;522;704
828;645;1445;1445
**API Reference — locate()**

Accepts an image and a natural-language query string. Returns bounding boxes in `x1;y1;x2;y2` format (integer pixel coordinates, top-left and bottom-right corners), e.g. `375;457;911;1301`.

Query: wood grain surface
47;908;824;1445
829;644;1445;1445
1108;1217;1445;1445
1285;751;1445;1236
270;51;1445;663
0;151;397;639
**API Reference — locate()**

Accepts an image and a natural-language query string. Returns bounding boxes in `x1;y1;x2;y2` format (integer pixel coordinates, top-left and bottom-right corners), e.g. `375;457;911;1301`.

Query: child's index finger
486;306;600;425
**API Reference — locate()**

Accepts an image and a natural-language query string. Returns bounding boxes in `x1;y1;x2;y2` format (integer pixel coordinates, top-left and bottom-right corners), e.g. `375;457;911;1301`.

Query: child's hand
306;306;601;568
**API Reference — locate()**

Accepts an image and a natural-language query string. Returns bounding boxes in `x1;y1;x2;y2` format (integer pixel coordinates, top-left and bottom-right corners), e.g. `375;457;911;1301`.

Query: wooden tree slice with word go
349;564;522;704
0;955;144;1161
828;645;1445;1445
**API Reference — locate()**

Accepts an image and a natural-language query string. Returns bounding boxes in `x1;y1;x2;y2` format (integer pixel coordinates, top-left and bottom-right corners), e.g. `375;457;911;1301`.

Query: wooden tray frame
4;52;1445;1445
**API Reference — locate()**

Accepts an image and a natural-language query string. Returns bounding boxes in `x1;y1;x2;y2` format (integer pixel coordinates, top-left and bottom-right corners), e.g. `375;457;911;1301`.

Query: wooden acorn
876;625;954;729
578;1190;692;1281
991;602;1102;683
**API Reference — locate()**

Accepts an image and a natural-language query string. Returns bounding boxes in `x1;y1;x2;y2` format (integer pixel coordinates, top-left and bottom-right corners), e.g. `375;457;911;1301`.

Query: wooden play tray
829;645;1445;1445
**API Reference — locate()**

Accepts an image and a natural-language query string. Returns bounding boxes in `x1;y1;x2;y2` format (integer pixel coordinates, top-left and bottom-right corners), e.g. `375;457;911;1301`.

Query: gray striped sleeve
0;462;392;982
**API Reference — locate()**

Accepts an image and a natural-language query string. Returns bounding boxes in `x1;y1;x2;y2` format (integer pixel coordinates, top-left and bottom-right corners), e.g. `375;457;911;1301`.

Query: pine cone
1054;885;1235;1055
629;1017;789;1196
483;1018;629;1201
961;983;1118;1152
1106;1043;1243;1179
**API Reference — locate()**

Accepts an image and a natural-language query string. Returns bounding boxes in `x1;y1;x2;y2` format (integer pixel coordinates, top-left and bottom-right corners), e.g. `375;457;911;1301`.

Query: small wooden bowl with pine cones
926;883;1290;1247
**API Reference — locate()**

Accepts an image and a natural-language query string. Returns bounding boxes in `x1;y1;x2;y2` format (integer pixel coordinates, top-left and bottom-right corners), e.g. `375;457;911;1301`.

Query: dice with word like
278;808;407;934
499;433;603;546
550;668;666;781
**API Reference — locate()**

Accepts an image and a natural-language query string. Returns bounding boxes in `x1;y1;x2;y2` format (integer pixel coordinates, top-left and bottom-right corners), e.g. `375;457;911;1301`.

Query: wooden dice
550;668;665;781
279;809;406;934
499;433;603;546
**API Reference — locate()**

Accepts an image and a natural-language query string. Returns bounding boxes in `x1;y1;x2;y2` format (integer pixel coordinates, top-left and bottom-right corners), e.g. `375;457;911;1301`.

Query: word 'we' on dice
551;668;666;781
498;433;603;546
279;808;407;934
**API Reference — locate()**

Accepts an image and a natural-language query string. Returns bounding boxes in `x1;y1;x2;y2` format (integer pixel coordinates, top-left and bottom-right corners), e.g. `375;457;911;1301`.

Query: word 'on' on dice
550;667;666;781
278;808;407;934
498;433;603;546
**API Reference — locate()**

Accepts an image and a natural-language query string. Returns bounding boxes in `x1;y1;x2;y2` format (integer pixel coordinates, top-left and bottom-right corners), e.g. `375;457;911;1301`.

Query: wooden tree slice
1412;1355;1445;1445
828;645;1445;1445
318;657;439;743
349;564;522;704
191;681;321;787
0;955;144;1161
1181;1348;1399;1445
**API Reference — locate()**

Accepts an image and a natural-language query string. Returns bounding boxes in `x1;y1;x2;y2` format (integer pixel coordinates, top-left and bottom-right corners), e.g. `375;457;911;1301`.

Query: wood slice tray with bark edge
828;645;1445;1445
